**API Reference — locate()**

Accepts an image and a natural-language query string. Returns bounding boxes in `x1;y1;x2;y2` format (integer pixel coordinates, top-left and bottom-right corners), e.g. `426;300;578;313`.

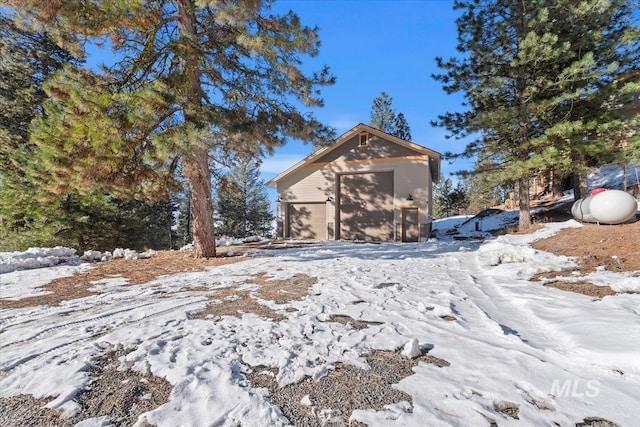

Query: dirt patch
247;349;450;427
0;251;250;310
252;273;318;304
529;220;639;297
532;221;640;273
191;286;286;322
544;281;617;298
191;273;318;322
0;346;171;427
325;314;384;330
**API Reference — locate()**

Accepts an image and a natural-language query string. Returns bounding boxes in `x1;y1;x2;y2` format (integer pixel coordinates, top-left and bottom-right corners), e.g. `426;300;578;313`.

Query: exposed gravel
325;314;384;330
246;349;450;426
0;346;171;427
576;417;621;427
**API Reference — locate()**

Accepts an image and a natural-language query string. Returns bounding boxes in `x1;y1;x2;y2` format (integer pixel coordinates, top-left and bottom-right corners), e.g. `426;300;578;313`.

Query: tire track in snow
1;301;158;347
444;250;580;367
0;297;204;373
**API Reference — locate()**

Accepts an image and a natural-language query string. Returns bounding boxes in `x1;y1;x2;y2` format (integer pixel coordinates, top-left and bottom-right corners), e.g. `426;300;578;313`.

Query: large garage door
339;172;394;241
287;203;326;239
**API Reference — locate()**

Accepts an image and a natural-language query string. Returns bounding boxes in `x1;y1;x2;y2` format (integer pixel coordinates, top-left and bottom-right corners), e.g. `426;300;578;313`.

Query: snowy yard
1;220;639;426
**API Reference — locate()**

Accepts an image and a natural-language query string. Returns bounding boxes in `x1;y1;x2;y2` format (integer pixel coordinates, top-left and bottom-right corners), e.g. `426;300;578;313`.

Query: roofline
266;123;441;187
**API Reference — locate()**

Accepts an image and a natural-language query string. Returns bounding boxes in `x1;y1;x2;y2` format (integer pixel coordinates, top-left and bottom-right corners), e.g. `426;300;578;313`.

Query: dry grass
532;221;640;273
191;273;318;322
0;251;249;309
191;286;286;322
252;273;318;304
494;401;520;420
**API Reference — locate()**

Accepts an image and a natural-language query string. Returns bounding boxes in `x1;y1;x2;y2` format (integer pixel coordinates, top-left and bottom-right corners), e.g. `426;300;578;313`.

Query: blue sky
261;0;471;185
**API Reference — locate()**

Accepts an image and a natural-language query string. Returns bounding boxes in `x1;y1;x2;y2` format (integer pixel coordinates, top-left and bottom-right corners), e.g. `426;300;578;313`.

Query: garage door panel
339;172;394;241
288;203;326;239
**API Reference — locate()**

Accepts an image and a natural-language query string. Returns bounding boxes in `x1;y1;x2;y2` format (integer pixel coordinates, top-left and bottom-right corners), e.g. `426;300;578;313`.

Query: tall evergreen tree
393;112;412;141
433;0;639;230
433;177;454;218
464;160;509;213
433;178;469;218
370;91;396;133
369;91;413;140
51;195;177;252
7;0;335;257
450;181;469;215
0;13;76;249
216;158;273;238
532;2;639;199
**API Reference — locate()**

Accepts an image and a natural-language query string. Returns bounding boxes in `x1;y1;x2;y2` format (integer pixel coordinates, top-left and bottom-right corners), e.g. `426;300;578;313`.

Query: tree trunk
550;169;564;199
518;177;531;231
176;0;216;257
570;150;589;201
184;148;216;257
572;171;589;201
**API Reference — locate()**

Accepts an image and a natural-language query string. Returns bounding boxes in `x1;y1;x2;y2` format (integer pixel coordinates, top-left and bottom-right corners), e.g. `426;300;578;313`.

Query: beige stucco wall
313;134;419;163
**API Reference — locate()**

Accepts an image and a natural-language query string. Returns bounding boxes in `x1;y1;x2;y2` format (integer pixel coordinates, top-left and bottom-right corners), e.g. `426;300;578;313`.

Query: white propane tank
589;190;638;224
571;195;596;222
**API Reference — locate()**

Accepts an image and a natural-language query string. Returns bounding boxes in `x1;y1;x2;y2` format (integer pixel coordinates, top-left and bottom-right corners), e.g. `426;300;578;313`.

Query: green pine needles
3;1;334;256
433;0;639;230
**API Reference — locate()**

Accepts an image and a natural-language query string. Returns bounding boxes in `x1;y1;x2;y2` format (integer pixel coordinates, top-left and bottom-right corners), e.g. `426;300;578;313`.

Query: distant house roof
266;123;441;187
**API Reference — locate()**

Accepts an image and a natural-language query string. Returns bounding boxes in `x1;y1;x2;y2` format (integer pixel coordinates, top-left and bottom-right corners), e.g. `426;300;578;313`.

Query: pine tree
0;14;75;169
464;163;508;213
433;0;639;230
393;112;412;141
370;92;396;133
174;188;193;248
50;194;177;252
433;177;454;218
216;158;273;238
611;90;640;165
0;14;75;249
450;181;469;215
369;92;413;140
433;178;470;218
7;0;335;257
531;2;639;199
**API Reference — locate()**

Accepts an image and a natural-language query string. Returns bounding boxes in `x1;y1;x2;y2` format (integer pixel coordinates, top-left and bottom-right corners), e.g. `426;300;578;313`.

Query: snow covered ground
2;163;639;426
1;218;639;426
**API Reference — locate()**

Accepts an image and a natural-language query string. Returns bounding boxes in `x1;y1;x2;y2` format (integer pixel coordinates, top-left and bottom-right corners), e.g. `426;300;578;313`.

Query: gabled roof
266;123;441;187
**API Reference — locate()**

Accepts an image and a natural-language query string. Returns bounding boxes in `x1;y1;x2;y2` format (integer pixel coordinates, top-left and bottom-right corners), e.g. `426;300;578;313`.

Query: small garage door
339;172;394;241
287;203;326;239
